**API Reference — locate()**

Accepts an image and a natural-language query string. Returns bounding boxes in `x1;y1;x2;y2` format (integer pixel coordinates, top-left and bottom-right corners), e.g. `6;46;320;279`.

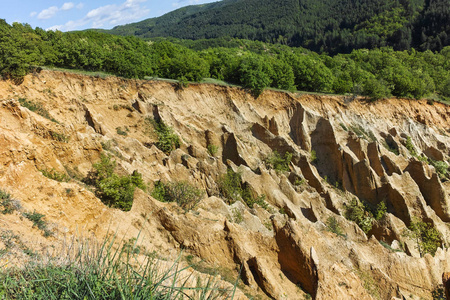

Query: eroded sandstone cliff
1;70;450;299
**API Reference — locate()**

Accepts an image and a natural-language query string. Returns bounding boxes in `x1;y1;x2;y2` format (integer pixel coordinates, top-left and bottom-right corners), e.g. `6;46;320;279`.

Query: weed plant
383;139;399;155
379;241;403;253
51;131;69;143
310;150;317;163
23;210;53;237
0;234;236;299
41;168;71;182
428;159;449;181
116;127;128;136
207;144;219;157
0;190;21;214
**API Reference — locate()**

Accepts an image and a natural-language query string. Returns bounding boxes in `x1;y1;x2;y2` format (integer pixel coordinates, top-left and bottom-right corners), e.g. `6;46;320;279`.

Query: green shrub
51;131;69;143
231;207;244;223
310;150;317;163
218;168;243;204
265;151;292;172
18;98;58;123
218;168;267;209
294;178;305;186
207;144;219;157
350;124;376;142
345;198;374;234
41;168;70;182
85;154;145;211
362;78;391;100
428;159;449;180
151;181;168;202
326;216;345;237
152;120;180;154
383;139;399;155
116;127;128;136
403;218;441;256
404;136;417;157
0;190;21;214
374;201;387;220
432;286;445;300
151;180;203;211
23;210;52;237
244;194;269;210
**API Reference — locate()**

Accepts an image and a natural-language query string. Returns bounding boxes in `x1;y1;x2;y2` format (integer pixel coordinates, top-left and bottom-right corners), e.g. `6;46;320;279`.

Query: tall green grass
0;234;237;299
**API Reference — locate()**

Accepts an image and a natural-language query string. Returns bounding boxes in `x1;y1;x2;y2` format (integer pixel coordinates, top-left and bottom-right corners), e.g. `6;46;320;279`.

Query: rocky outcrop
406;160;450;222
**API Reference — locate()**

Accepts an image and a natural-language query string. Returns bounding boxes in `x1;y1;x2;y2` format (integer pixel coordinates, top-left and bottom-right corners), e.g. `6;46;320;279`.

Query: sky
1;0;218;31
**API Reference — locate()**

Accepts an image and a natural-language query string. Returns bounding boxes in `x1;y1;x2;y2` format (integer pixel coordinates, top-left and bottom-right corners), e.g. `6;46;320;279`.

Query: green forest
2;19;450;101
107;0;450;54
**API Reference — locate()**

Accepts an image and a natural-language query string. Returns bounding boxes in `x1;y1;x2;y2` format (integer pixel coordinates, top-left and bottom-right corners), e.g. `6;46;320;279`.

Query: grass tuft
0;234;236;299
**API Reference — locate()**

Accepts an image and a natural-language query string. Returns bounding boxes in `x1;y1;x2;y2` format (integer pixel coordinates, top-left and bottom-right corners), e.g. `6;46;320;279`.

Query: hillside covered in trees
106;0;450;54
2;19;450;101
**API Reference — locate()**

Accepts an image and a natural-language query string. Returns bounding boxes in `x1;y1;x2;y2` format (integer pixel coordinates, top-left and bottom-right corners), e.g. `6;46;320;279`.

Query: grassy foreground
0;235;237;299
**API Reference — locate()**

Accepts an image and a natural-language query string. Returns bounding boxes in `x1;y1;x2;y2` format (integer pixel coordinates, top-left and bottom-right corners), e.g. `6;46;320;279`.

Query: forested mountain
106;0;450;54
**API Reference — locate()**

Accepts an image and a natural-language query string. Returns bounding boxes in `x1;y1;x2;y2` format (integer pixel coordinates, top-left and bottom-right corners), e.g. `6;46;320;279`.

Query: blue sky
2;0;218;31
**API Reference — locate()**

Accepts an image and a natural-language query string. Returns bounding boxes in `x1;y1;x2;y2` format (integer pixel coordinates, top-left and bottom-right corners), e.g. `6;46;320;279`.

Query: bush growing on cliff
428;159;449;181
23;210;52;237
345;198;374;234
207;144;219;157
326;216;345;237
152;120;180;154
345;198;386;234
0;190;21;215
85;154;145;211
18;98;58;123
403;218;442;256
403;136;417;157
218;168;243;204
151;180;204;211
265;151;292;172
40;168;70;182
218;168;268;209
238;55;272;97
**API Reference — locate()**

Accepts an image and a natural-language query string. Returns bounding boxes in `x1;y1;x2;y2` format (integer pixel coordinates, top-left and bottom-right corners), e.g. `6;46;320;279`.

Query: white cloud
36;2;79;20
47;24;64;31
61;2;75;11
49;0;151;31
38;6;59;20
30;11;37;17
76;3;84;9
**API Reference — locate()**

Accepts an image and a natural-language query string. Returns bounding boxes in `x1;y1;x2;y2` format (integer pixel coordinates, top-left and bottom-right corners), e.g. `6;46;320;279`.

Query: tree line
108;0;450;54
2;20;450;100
